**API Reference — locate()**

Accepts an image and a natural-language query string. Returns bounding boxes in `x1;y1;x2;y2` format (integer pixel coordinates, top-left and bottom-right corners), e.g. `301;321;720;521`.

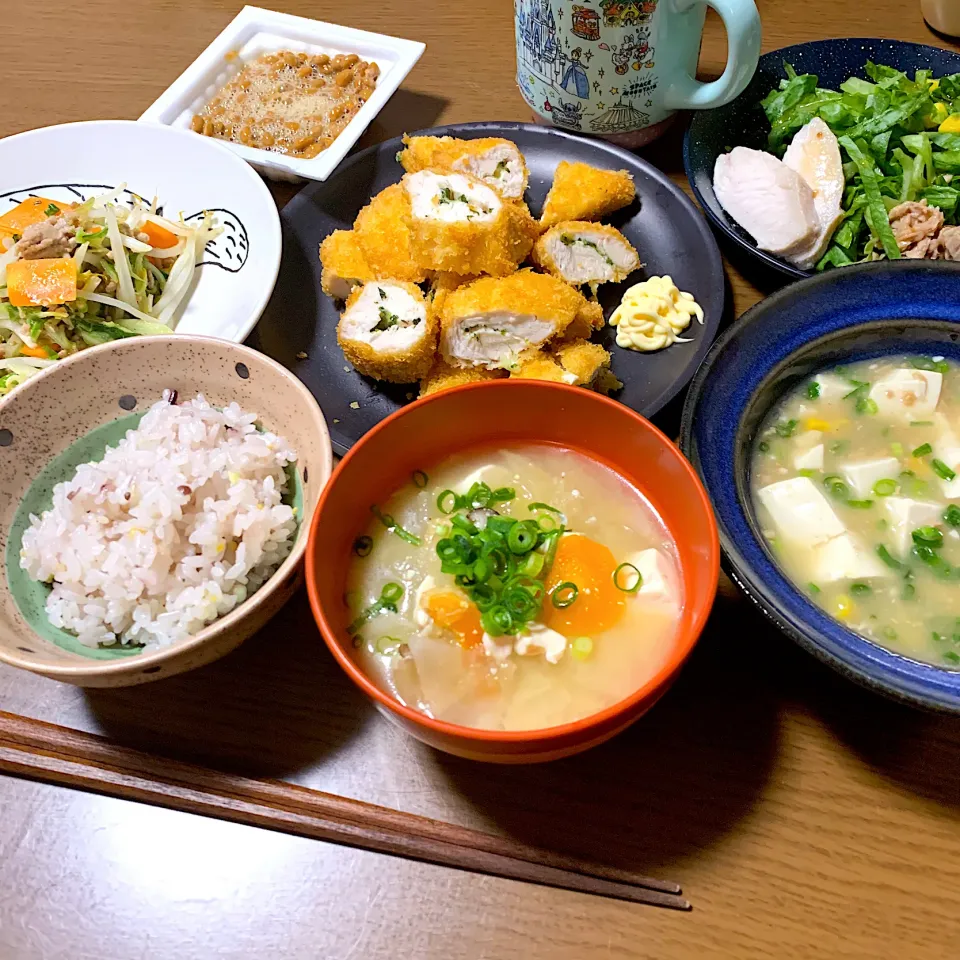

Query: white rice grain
20;394;297;650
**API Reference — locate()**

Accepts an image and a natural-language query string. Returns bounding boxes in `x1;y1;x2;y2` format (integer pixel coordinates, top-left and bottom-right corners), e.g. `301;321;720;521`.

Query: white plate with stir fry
0;120;281;397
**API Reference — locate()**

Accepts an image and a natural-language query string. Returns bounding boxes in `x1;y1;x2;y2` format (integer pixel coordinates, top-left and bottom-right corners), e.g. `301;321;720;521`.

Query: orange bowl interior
306;381;719;751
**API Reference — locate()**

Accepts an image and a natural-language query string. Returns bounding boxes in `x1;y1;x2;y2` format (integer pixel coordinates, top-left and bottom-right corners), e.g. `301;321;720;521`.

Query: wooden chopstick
0;711;690;910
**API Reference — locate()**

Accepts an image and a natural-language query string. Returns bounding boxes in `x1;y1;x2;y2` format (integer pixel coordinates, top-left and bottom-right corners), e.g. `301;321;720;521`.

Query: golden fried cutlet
419;358;505;398
540;161;636;229
353;184;427;284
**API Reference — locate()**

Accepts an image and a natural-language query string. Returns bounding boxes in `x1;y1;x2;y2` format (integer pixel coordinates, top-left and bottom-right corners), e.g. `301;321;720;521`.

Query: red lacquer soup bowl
306;381;719;762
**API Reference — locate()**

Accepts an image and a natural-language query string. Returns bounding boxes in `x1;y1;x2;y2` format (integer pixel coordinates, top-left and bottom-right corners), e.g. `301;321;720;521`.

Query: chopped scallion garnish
613;562;642;593
551;581;579;608
370;505;421;545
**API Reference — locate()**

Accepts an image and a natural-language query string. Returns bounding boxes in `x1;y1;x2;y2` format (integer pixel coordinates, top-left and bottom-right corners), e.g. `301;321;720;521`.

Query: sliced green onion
883;627;898;641
912;525;943;547
380;582;404;605
482;605;514;637
507;521;539;554
909;357;949;374
808;582;821;594
846;499;874;509
613;562;642;593
903;582;917;600
932;459;957;481
872;479;897;497
823;475;849;499
551;581;579;608
490;487;516;504
891;442;904;457
571;636;594;660
353;535;373;557
910;420;934;427
855;397;878;415
774;419;798;438
945;650;960;665
347;582;404;636
376;636;402;655
806;381;821;399
850;582;872;596
519;552;545;578
843;380;869;399
912;442;932;457
876;544;904;570
437;490;458;514
758;440;770;453
943;504;960;527
371;505;421;545
412;469;429;488
529;502;562;514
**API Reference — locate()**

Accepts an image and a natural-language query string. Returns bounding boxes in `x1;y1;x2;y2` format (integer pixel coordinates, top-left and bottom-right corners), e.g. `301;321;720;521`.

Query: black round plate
249;122;725;455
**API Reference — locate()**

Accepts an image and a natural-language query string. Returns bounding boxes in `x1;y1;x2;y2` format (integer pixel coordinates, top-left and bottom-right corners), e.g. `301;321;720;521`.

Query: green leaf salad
761;61;960;269
0;185;220;396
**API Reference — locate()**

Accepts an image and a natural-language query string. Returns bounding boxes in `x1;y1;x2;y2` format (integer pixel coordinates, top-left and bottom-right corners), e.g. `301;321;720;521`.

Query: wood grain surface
1;1;960;958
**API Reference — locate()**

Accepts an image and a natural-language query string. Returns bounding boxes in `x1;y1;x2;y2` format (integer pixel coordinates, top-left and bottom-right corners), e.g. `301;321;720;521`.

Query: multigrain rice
20;394;297;650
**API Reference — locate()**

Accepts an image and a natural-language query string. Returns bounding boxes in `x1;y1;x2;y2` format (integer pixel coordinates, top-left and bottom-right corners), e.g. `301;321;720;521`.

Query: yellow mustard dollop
608;275;704;352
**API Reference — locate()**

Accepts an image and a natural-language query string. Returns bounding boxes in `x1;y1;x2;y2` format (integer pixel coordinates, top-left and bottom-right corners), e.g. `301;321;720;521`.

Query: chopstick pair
0;711;690;910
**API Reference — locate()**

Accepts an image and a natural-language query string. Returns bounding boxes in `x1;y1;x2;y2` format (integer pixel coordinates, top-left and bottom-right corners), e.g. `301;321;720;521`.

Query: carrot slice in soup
139;219;180;250
7;258;78;307
0;197;75;243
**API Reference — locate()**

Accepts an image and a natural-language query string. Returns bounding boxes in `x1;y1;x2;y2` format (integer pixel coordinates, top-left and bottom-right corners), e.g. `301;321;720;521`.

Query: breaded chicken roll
561;297;605;342
510;352;570;383
552;340;615;388
419;358;505;398
338;282;436;383
533;221;639;286
403;171;536;276
319;229;374;299
398;135;529;201
439;270;581;370
353;184;427;284
428;271;478;316
540;161;635;229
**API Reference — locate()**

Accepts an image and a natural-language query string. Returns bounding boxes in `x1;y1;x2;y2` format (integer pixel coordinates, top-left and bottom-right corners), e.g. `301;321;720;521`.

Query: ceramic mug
515;0;761;146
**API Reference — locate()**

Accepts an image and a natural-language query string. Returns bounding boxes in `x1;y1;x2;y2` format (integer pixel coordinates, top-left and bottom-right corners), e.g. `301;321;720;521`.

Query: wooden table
2;1;960;957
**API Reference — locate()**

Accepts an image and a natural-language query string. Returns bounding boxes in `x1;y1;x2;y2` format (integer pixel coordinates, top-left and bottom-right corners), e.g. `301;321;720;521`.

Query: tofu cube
793;430;824;471
840;457;900;498
627;548;676;604
757;477;845;547
810;533;890;583
813;372;854;403
868;369;942;421
883;497;944;555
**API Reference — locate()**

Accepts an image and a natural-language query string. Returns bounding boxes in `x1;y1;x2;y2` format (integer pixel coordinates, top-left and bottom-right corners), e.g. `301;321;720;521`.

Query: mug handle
662;0;762;111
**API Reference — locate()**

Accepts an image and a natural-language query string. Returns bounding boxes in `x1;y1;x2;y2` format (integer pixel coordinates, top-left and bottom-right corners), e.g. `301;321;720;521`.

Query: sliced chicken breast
713;147;820;256
403;171;536;276
533;221;639;286
338;281;436;383
782;118;845;269
439;270;581;370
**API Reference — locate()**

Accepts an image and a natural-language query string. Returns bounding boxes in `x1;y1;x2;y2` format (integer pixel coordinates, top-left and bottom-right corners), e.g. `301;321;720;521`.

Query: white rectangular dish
139;5;425;182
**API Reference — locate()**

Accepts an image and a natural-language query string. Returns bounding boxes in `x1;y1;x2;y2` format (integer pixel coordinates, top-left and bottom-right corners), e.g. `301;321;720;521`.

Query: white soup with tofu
345;444;682;731
752;354;960;668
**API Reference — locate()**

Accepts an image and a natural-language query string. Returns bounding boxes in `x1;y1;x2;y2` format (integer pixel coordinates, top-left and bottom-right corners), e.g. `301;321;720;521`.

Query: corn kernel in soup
345;444;683;732
751;354;960;669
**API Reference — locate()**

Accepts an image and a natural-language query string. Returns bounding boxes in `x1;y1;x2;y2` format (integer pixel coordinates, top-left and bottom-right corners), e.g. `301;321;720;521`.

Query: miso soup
345;444;683;731
752;354;960;668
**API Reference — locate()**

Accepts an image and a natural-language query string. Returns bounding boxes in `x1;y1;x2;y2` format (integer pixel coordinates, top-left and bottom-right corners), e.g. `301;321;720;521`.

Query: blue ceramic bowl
680;260;960;711
683;38;960;280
